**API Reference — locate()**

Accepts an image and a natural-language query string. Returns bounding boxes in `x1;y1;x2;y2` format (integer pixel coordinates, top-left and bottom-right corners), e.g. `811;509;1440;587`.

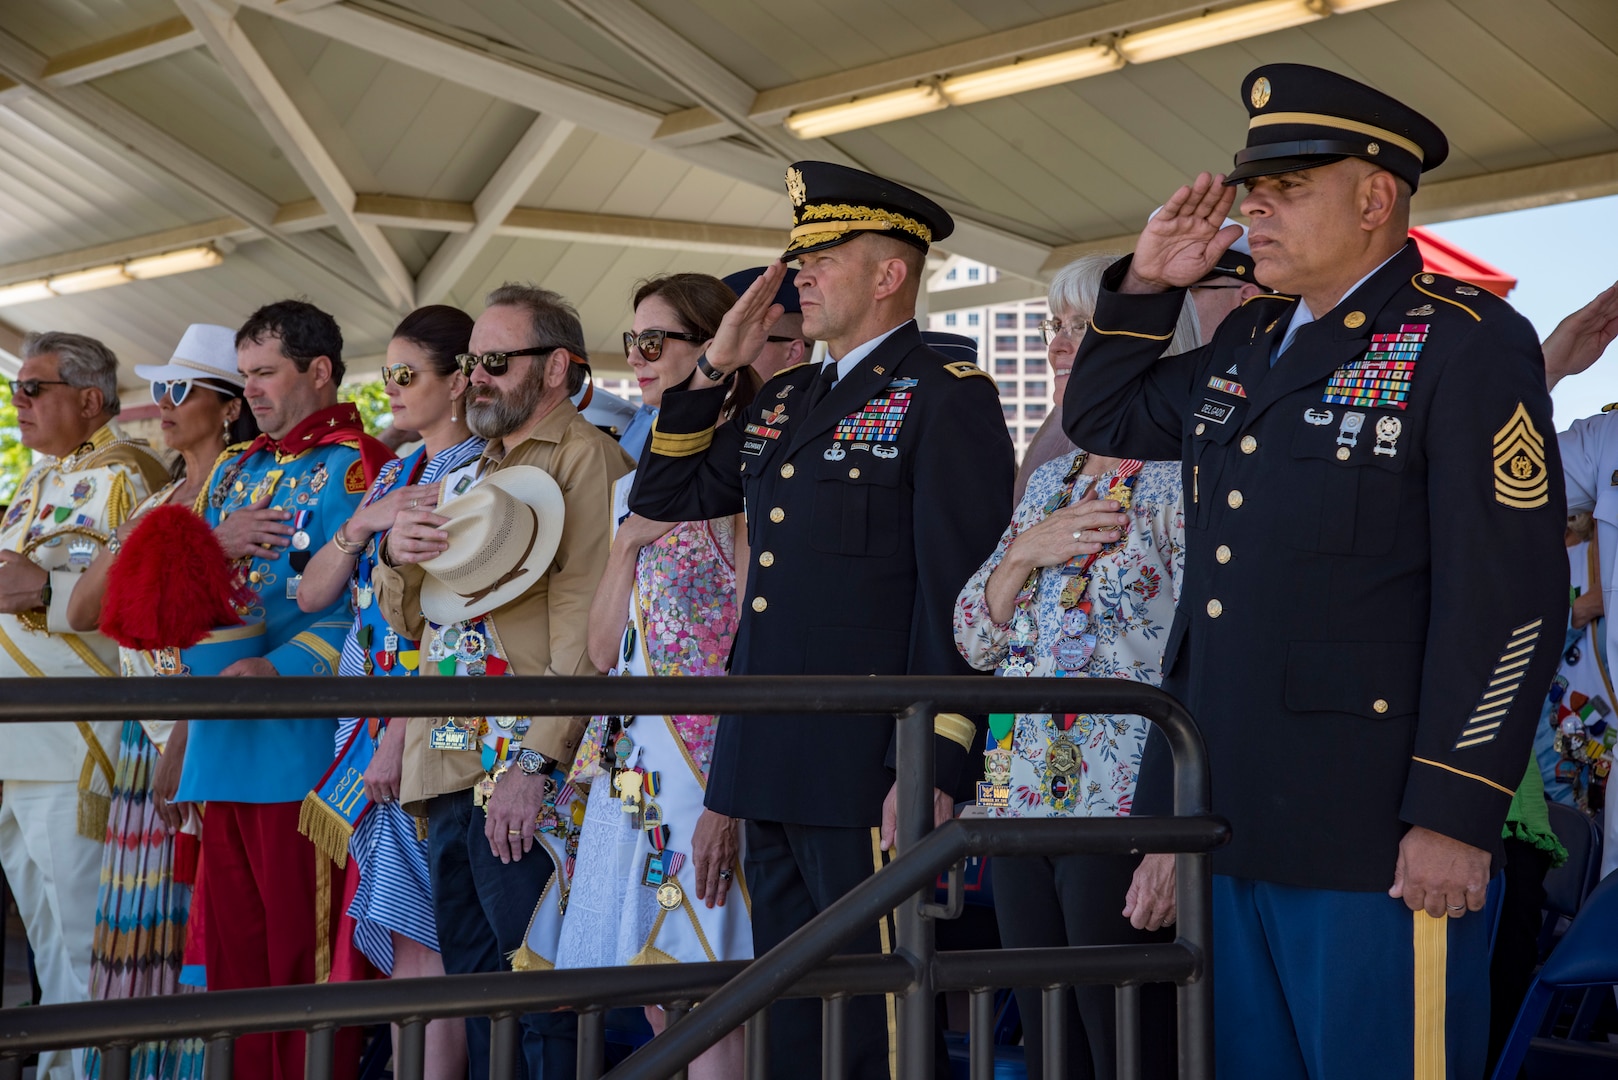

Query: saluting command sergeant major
631;162;1015;1080
1065;65;1569;1079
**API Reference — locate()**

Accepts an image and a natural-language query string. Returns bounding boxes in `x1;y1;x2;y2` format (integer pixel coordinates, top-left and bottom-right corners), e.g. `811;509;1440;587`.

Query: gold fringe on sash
314;854;333;984
297;791;354;869
74;721;115;841
508;943;552;972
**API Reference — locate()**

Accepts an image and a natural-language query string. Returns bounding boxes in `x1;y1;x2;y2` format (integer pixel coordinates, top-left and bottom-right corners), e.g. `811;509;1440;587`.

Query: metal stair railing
0;675;1228;1080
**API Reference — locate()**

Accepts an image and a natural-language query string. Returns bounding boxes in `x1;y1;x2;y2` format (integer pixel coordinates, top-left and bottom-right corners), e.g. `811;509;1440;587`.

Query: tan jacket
375;400;633;812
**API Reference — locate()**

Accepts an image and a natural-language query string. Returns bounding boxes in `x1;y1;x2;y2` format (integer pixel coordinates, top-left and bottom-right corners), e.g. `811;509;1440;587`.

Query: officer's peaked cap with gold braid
1225;63;1448;192
781;161;953;260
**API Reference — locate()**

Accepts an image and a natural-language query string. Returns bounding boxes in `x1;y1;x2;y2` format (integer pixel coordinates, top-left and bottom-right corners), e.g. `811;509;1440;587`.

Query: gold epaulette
73;440;170;491
1601;402;1618;414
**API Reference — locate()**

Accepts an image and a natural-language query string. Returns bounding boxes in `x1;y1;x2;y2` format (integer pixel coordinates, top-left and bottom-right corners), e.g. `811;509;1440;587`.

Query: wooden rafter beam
500;208;782;257
175;0;415;310
40;16;203;87
418;114;576;305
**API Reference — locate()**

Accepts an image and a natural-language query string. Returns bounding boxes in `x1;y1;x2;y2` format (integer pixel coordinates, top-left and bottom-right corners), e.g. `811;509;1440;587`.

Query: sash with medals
298;721;380;867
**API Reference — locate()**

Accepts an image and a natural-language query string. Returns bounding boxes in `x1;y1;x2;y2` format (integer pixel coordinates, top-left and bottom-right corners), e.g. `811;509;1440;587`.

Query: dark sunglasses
8;378;73;398
623;329;705;362
381;363;417;387
456;345;565;378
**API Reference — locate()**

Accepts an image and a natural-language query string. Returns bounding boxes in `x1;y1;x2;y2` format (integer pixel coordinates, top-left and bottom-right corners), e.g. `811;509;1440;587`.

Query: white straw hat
418;466;566;624
134;323;245;389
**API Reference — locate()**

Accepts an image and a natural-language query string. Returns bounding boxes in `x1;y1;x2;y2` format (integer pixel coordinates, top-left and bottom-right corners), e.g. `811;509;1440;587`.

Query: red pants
201;802;360;1080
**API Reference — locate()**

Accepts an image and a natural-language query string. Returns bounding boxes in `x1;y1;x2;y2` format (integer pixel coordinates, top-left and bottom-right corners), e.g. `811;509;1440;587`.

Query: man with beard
377;283;631;1080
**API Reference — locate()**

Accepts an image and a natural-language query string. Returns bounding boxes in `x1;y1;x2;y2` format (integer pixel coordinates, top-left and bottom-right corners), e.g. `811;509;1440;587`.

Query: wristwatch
38;578;51;610
516;749;550;775
106;531;122;557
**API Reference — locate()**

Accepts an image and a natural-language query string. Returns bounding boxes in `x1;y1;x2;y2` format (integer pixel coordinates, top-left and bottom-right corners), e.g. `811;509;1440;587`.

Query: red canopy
1409;226;1516;297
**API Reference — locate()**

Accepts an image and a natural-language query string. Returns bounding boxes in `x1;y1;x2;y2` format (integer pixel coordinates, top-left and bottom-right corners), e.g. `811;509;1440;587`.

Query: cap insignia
1250;77;1272;109
1366;141;1380;156
786;167;807;208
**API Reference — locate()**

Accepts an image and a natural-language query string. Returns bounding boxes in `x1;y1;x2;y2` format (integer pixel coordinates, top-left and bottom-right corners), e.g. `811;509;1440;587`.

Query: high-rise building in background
926;256;1048;456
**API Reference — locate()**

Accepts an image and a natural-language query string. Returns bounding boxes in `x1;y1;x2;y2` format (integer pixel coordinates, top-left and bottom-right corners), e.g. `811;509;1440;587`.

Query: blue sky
1425;195;1618;429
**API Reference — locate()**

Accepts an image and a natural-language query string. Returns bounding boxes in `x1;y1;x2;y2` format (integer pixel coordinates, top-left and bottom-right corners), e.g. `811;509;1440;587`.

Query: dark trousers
993;854;1177;1080
746;819;922;1080
428;793;577;1080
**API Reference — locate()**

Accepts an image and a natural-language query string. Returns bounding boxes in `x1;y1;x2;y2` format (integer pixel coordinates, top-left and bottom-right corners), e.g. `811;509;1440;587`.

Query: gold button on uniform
1240;435;1257;454
1195;423;1206;436
769;507;785;523
1215;544;1231;564
1206;599;1223;618
752;596;768;613
849;468;861;479
1336;446;1351;461
1343;310;1366;329
1227;489;1243;509
758;551;774;567
779;463;795;478
1373;699;1389;714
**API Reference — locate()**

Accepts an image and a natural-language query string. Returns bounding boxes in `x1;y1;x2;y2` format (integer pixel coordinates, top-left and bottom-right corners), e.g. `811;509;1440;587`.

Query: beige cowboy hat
418;466;565;625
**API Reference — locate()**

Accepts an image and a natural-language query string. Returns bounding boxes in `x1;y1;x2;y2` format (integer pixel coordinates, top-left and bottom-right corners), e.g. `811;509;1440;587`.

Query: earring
450;395;458;423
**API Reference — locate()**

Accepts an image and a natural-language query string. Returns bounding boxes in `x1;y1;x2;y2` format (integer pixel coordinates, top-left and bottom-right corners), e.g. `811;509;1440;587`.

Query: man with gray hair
0;331;167;1079
379;283;631;1080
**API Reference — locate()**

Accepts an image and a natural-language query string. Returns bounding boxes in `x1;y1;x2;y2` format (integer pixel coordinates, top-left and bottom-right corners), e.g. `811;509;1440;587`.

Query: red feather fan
100;504;256;651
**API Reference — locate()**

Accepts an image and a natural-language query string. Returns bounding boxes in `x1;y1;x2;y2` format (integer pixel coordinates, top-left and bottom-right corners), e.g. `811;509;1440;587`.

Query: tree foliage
0;382;34;504
339;378;393;436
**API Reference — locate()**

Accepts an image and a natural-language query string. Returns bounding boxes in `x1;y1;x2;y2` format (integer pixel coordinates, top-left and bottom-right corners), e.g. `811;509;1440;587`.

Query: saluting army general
631;162;1015;1080
1065;65;1568;1079
0;332;167;1080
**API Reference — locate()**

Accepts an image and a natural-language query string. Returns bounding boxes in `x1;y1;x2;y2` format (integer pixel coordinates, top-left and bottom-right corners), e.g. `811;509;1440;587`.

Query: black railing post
100;1043;131;1080
894;701;936;1080
744;1008;769;1080
967;989;993;1080
576;1009;604;1080
205;1036;232;1080
820;995;847;1080
1041;986;1067;1079
489;1015;519;1080
305;1025;334;1080
1116;984;1140;1080
396;1020;426;1080
0;1056;17;1080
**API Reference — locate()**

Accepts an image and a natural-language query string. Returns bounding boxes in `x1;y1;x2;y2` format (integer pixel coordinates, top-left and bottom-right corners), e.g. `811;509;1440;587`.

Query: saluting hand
705;260;788;376
1543;280;1618;390
1123;173;1243;294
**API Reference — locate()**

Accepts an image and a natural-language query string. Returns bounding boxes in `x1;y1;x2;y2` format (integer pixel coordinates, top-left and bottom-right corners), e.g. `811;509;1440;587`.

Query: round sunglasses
381;363;417;387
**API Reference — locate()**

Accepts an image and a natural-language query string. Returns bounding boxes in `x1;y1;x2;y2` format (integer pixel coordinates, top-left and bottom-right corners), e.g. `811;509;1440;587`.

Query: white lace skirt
546;714;753;967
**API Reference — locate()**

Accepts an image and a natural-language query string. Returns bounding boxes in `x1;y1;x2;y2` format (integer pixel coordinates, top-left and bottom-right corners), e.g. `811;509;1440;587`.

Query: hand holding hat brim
1125;173;1243;292
418;466;566;625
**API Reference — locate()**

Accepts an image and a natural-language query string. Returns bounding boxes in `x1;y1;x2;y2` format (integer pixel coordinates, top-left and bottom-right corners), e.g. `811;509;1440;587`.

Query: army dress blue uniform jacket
1064;242;1569;891
630;320;1016;828
177;436;375;806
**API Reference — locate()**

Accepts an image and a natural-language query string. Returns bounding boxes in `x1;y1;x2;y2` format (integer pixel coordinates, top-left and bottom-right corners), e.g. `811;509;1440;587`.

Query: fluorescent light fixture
48;264;131;294
125;245;223;279
1328;0;1400;10
1117;0;1330;65
784;84;947;140
941;44;1124;105
0;279;53;306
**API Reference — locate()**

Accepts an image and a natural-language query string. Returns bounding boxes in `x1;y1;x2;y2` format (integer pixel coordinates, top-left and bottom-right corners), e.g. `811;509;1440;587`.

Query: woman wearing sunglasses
291;304;482;1080
542;274;758;1077
61;323;258;1080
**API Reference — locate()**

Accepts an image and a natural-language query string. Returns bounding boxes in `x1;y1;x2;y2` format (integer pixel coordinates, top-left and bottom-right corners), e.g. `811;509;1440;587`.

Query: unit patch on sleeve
345;459;367;494
1322;324;1426;410
1492;402;1549;510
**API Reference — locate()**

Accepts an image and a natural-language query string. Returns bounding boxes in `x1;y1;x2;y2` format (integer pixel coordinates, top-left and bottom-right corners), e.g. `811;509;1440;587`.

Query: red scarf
234;402;393;487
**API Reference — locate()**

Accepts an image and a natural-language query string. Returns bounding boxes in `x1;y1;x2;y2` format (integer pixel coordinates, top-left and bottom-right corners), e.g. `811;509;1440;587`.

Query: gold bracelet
332;522;367;555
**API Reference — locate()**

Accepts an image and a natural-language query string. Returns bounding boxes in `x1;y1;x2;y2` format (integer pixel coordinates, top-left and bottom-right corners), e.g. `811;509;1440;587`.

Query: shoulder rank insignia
1602;402;1618;413
344;459;367;494
944;361;992;381
1492;402;1549;510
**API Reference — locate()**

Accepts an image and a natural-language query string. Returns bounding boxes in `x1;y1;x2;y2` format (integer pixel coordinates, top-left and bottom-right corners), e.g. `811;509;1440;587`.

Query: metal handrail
0;675;1225;1080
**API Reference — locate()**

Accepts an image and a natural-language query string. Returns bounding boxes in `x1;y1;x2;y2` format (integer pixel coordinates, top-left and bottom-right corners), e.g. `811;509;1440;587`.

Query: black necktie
806;361;838;410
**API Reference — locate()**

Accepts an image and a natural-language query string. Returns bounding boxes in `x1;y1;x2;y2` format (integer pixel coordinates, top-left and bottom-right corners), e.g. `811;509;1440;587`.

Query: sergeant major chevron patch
1492;402;1548;510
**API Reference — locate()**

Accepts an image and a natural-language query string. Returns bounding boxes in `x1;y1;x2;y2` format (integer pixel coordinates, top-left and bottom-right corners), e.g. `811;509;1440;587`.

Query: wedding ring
508;828;523;836
410;499;419;509
1446;904;1465;912
1073;529;1085;541
719;869;734;881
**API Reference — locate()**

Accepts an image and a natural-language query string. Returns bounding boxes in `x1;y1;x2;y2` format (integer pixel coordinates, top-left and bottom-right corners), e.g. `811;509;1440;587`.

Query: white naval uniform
1559;411;1618;878
0;421;166;1080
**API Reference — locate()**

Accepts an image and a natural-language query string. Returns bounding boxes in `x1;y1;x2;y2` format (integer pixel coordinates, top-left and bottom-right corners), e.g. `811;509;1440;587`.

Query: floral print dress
954;451;1184;818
